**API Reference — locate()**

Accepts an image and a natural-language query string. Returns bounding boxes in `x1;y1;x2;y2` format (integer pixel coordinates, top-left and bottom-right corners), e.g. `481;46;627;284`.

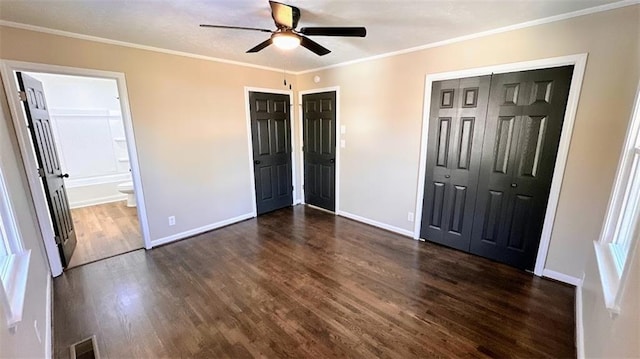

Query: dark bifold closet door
17;72;77;268
249;92;293;215
302;91;336;212
421;66;573;270
469;66;573;269
420;76;491;250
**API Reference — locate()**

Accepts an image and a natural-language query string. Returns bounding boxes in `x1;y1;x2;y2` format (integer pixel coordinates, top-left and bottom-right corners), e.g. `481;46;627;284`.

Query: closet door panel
469;66;573;270
420;76;491;251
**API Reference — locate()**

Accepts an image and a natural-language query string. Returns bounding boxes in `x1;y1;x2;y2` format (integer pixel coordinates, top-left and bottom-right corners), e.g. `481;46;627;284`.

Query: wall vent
69;335;100;359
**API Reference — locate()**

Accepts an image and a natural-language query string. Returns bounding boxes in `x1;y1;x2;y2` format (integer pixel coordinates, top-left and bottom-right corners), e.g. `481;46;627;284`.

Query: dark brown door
420;76;491;250
302;91;336;212
17;73;77;268
249;92;293;215
469;66;573;269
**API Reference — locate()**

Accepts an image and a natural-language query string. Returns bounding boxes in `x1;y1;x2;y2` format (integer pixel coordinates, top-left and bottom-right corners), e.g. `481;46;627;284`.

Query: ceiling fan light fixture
272;32;301;50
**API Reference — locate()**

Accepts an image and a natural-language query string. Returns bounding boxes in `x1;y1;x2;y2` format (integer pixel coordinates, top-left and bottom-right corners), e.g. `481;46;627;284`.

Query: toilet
117;181;136;207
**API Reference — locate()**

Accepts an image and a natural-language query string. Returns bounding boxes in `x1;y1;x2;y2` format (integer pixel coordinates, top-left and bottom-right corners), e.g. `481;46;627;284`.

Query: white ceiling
0;0;621;72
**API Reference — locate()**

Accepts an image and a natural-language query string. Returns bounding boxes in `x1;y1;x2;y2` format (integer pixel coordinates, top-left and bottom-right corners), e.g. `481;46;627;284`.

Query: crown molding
1;0;637;75
297;0;639;75
0;20;292;74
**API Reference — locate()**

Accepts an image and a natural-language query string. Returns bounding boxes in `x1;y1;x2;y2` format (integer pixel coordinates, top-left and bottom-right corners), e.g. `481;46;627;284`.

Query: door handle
511;183;518;188
57;173;69;178
329;158;335;164
254;160;261;165
444;174;451;179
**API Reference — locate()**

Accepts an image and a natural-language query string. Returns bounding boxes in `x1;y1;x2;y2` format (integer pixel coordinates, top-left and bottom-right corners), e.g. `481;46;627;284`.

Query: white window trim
595;81;640;315
0;156;31;328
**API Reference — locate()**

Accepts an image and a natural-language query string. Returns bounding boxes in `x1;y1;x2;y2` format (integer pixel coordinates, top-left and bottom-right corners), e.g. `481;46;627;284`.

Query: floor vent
70;335;100;359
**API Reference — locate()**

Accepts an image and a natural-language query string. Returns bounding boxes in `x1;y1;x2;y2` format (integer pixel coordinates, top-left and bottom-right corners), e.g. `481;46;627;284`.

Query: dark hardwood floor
67;201;142;268
54;205;575;358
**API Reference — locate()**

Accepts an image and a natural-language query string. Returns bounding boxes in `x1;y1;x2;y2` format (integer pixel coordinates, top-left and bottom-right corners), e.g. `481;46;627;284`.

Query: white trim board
297;87;341;212
1;1;636;76
338;210;414;238
151;212;254;247
243;87;296;217
45;275;52;359
0;20;291;75
412;54;588;280
297;0;638;75
542;269;584;287
575;285;585;359
0;60;152;275
69;194;127;209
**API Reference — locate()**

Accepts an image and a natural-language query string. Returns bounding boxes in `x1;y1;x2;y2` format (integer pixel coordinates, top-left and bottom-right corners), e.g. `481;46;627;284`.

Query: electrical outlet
168;216;176;226
34;320;42;344
408;212;414;222
340;139;346;148
340;125;346;134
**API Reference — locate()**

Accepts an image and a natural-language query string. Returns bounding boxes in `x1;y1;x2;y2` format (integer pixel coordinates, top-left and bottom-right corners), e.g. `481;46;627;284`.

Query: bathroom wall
26;73;130;208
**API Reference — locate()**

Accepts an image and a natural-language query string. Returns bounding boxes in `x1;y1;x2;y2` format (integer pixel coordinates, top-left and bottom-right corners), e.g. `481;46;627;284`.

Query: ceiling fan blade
299;27;367;37
269;1;300;29
300;36;331;56
200;24;272;33
246;38;273;53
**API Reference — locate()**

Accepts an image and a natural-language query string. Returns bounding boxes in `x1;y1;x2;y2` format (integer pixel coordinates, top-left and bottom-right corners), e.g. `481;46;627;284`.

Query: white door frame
0;59;152;276
244;87;296;216
413;54;588;276
298;87;341;213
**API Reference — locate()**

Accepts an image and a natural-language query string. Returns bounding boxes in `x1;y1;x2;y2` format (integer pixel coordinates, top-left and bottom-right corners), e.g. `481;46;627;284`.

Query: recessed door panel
482;190;504;243
457;118;474;170
436;118;451;167
274;118;289;154
430;182;446;228
249;92;293;215
321;118;333;155
449;185;467;234
518;116;547;178
257;119;271;156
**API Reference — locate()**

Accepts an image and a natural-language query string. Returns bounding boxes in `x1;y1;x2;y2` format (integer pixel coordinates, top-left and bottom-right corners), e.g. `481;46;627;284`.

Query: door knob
511;183;517;188
58;173;69;178
444;174;451;179
254;160;261;165
329;158;335;164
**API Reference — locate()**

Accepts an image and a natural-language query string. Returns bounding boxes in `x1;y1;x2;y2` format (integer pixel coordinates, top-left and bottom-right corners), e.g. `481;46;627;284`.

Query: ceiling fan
200;1;367;56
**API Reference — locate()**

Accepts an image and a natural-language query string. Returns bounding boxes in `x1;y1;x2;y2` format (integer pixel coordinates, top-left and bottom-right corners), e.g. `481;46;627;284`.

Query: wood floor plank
54;205;575;358
67;201;143;268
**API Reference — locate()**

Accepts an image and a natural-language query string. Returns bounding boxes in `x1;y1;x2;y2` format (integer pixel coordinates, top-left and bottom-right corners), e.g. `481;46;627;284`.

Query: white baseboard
337;210;413;237
575;285;584;359
150;212;255;247
306;204;336;215
45;275;52;359
69;194;126;209
542;269;584;286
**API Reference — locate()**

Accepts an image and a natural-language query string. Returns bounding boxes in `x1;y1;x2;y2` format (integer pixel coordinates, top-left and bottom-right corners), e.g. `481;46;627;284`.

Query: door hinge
18;91;27;102
37;168;45;178
291;186;294;192
54;235;61;245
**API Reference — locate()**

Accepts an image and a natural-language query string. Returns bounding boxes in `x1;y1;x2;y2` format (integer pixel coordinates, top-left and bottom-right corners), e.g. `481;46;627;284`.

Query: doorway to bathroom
6;67;146;270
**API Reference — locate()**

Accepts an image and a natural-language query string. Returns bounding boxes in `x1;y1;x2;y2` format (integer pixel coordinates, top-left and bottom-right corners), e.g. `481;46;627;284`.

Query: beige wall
0;75;50;357
581;243;640;358
0;26;298;243
297;5;640;279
